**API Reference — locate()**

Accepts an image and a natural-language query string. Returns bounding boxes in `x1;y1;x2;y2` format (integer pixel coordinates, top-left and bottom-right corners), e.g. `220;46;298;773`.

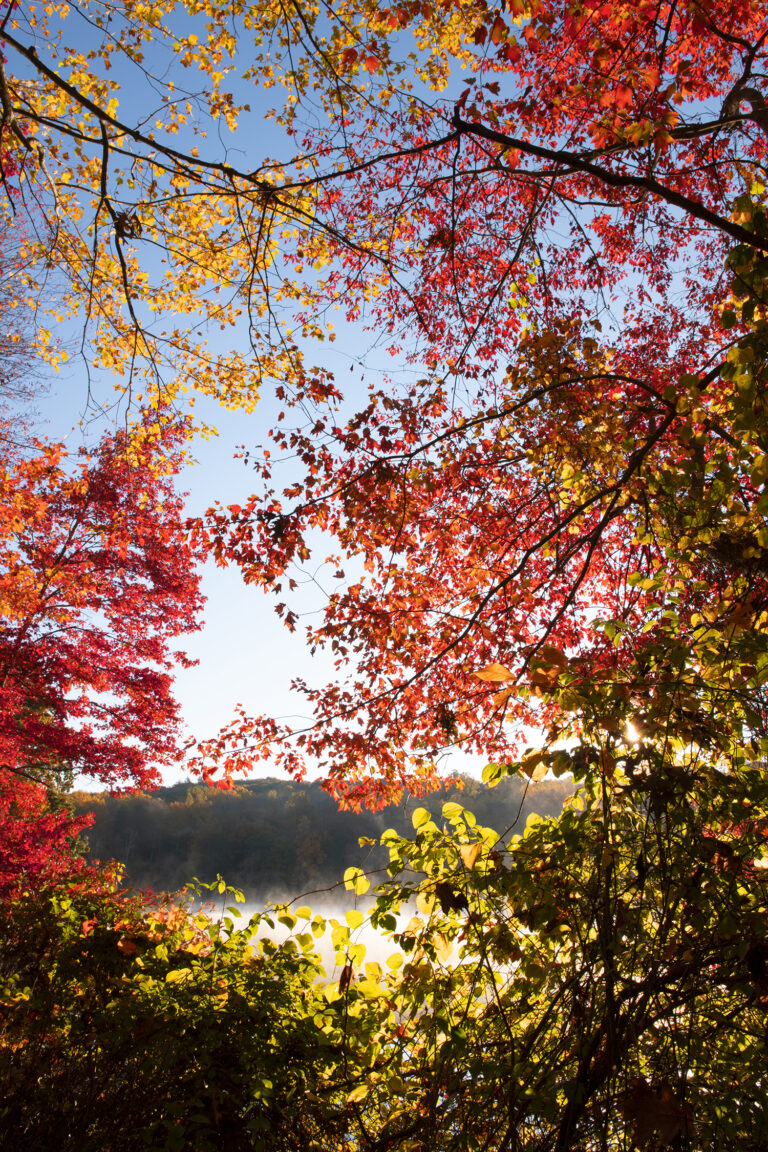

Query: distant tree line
71;776;572;899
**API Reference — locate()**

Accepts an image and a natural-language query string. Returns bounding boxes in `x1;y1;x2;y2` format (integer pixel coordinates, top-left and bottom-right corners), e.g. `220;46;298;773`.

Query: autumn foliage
191;0;768;804
0;413;204;889
0;417;204;788
1;0;768;1147
0;776;92;897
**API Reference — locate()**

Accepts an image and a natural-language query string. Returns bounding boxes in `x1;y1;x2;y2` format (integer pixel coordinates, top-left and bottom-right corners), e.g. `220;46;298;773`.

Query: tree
0;410;204;890
0;0;336;416
314;779;768;1150
5;770;768;1149
184;0;768;805
0;773;93;896
175;3;768;1144
0;873;399;1151
0;0;759;423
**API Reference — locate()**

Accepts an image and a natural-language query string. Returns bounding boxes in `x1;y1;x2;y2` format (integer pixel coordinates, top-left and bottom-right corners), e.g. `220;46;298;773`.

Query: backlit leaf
475;663;514;682
460;842;483;870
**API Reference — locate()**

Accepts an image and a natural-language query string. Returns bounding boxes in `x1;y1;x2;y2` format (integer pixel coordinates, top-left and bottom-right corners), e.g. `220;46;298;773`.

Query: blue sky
40;290;457;790
8;12;485;791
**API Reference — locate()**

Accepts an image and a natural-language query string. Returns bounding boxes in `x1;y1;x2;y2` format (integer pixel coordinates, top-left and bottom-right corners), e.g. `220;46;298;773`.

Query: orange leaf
489;15;507;44
460;842;482;869
339;962;354;993
599;749;616;776
622;1079;688;1147
475;662;513;682
537;644;568;668
521;751;548;781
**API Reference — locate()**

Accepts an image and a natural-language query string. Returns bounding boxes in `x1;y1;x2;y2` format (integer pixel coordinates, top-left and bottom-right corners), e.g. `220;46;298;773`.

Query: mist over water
198;893;416;975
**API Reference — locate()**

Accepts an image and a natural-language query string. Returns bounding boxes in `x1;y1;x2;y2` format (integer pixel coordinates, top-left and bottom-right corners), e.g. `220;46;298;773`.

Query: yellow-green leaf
344;866;371;895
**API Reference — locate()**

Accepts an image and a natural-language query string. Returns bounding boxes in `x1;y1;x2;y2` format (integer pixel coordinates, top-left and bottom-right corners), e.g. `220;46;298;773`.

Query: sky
38;308;392;787
4;20;352;787
9;9;485;791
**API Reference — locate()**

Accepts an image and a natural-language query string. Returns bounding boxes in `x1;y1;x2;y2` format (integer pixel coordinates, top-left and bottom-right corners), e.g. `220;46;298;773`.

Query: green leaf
482;762;509;786
412;807;431;829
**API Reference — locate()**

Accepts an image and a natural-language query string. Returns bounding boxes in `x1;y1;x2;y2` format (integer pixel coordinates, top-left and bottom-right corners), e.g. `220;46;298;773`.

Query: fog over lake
198;894;417;974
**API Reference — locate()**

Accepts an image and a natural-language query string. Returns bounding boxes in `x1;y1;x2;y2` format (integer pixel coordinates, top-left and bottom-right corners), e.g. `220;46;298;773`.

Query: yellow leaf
521;751;548;781
165;967;192;984
344;866;370;895
432;931;453;962
416;889;437;915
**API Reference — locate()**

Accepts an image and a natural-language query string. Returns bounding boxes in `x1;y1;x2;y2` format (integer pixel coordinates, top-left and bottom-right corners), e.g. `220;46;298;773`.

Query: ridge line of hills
71;775;572;901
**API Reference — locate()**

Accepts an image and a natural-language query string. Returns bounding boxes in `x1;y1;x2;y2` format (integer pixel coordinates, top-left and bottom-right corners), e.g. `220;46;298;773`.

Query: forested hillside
72;776;572;898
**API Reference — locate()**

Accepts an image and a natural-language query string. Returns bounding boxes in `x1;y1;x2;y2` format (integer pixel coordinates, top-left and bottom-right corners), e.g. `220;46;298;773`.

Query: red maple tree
0;412;204;890
192;0;768;806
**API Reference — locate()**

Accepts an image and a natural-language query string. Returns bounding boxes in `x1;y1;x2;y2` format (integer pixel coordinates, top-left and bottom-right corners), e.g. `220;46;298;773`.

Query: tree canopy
0;410;205;892
178;0;768;805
